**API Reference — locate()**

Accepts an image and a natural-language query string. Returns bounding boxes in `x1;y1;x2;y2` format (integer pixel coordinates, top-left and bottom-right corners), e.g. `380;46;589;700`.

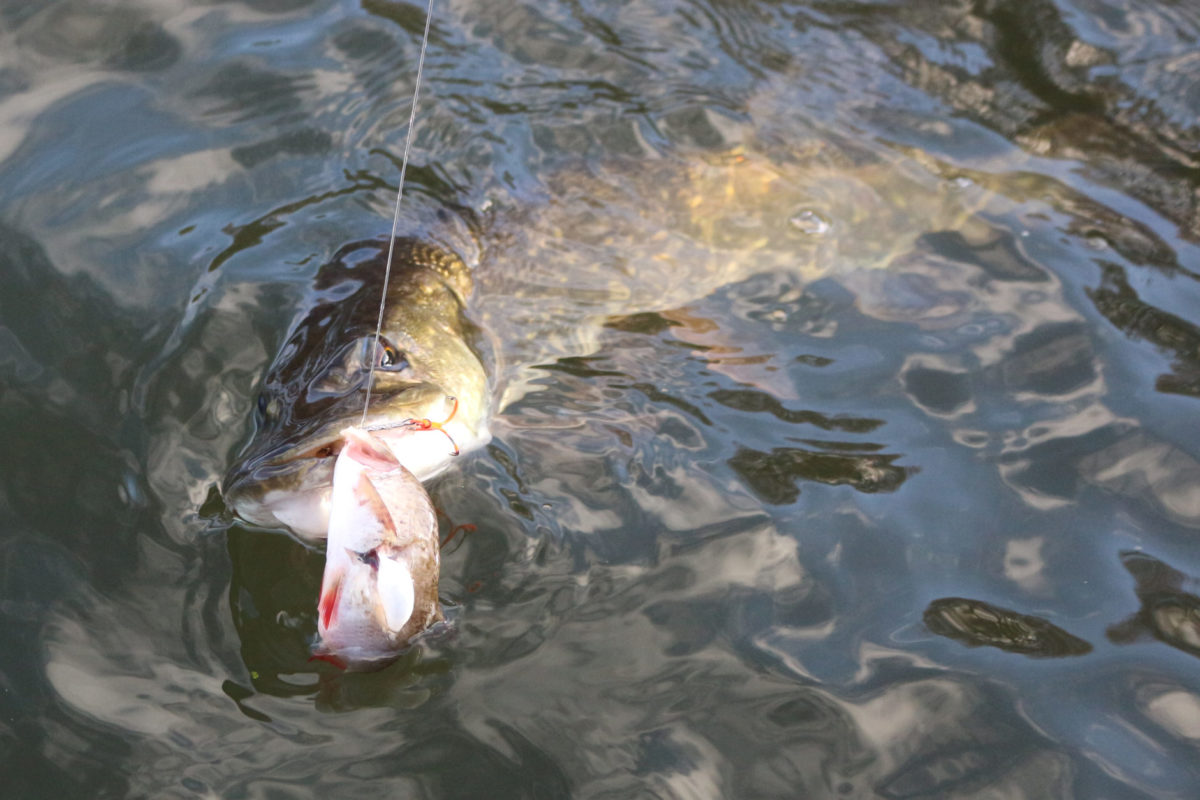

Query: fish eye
377;340;410;372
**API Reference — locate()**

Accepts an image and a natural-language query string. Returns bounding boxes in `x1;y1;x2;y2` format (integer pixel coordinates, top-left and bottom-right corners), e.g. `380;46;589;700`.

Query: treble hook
367;396;460;456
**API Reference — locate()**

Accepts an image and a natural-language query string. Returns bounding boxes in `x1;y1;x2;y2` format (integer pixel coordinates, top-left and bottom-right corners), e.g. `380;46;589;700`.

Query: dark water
3;0;1200;796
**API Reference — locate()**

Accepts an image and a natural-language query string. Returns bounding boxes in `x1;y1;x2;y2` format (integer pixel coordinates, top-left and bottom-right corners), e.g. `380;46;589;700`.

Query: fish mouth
226;383;446;485
221;437;340;539
222;387;480;538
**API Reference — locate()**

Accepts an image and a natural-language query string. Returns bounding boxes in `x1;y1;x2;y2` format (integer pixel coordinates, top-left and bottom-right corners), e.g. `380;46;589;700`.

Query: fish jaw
241;487;332;541
223;410;489;542
223;449;335;541
315;427;441;668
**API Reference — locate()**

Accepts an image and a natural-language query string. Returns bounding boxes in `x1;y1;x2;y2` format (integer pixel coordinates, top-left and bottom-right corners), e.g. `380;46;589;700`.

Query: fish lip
259;430;346;469
221;432;342;500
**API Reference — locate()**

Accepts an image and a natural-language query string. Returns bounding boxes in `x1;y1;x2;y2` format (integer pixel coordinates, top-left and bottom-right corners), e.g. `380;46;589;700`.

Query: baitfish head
315;427;441;669
222;238;490;540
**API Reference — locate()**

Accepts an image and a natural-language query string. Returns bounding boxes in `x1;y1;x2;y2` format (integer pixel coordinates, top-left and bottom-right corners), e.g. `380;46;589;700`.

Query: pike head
223;238;490;540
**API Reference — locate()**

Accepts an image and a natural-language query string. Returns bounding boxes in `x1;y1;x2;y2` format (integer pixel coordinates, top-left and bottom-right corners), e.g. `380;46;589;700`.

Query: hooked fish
315;426;441;668
223;236;490;666
225;148;1000;539
224;148;1012;666
223;236;490;540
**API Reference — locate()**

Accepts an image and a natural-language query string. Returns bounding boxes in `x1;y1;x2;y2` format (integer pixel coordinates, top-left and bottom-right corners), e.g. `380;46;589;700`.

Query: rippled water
3;0;1200;796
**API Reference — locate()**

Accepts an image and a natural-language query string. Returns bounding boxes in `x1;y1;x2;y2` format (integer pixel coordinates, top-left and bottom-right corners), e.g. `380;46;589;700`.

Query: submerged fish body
316;427;440;668
223;237;490;541
225;149;999;541
223;147;1020;662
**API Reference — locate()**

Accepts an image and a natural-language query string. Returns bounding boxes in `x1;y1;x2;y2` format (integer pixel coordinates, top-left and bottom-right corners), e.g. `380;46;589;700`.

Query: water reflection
3;0;1200;795
729;446;912;505
1089;262;1200;399
924;597;1092;658
15;3;180;72
227;525;325;693
1109;551;1200;659
709;387;884;433
1078;429;1200;529
854;0;1200;242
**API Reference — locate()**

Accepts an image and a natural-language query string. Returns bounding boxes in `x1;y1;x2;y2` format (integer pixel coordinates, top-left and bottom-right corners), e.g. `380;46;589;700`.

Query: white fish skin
315;427;441;669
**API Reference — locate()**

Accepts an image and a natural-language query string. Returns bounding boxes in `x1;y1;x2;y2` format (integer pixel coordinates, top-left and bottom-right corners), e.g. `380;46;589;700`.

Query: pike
223;236;490;669
222;109;1013;667
223;0;473;670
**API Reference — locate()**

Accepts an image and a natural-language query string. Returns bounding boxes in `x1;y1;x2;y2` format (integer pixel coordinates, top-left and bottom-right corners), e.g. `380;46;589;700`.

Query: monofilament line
362;0;436;427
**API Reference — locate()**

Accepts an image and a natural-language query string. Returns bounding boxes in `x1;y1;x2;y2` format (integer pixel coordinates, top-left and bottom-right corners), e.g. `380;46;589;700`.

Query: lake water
3;0;1200;797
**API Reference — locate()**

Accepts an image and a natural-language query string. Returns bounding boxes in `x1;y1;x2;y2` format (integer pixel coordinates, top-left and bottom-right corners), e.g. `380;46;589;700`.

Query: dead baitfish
313;426;441;670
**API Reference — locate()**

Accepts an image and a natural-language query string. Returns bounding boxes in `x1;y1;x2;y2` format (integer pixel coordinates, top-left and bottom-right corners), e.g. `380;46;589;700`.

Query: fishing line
362;0;436;427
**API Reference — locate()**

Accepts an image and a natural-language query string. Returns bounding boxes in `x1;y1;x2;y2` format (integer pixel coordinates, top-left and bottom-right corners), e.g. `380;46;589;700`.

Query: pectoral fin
376;555;415;633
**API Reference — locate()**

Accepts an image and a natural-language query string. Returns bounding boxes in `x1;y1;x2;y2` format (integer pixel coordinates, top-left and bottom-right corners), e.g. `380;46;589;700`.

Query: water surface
2;0;1200;797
